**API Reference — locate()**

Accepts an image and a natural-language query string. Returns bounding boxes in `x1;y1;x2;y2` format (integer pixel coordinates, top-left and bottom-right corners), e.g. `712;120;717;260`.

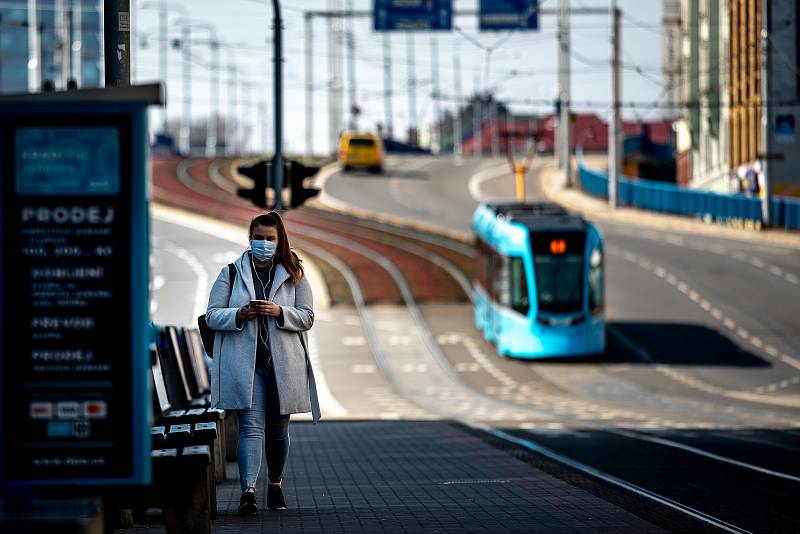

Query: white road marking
212;251;241;264
611;247;800;402
351;364;377;374
388;334;412;346
436;333;463;345
208;159;238;194
467;163;514;201
308;326;349;417
161;241;209;321
342;336;366;346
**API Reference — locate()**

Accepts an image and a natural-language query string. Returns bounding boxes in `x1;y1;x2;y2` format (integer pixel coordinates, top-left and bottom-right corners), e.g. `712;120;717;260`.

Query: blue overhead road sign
479;0;539;31
374;0;453;31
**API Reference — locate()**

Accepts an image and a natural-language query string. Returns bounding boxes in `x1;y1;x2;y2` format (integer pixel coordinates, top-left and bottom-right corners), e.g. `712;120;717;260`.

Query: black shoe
238;489;258;515
267;484;286;510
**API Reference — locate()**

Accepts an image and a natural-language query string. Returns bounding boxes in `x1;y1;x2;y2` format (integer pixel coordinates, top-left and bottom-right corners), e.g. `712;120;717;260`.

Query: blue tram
472;202;605;358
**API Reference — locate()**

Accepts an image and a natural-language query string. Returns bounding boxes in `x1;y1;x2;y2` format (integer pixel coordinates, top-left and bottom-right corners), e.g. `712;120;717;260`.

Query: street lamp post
272;0;284;210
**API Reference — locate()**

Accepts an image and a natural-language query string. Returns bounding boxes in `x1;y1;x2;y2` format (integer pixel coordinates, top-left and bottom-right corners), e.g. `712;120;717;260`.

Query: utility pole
70;2;82;86
241;81;252;154
272;0;284;210
56;0;69;87
104;0;131;86
327;1;344;155
158;0;168;130
430;34;441;154
180;24;191;154
407;33;417;145
207;37;220;157
27;0;41;92
474;71;483;158
608;2;621;209
453;40;463;158
345;0;357;130
558;0;571;179
382;33;393;139
227;62;238;156
491;98;499;157
759;0;772;226
305;13;313;160
260;101;269;153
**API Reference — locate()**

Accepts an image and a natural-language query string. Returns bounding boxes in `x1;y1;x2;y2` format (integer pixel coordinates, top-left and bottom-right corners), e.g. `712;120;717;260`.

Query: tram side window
496;255;511;307
509;257;529;315
588;246;604;315
475;238;492;296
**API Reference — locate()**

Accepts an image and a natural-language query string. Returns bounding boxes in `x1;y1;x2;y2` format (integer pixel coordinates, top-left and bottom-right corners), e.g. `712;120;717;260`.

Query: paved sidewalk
117;421;665;533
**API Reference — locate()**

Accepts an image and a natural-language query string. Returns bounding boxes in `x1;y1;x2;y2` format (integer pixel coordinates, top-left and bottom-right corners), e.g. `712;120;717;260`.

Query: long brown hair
248;212;304;284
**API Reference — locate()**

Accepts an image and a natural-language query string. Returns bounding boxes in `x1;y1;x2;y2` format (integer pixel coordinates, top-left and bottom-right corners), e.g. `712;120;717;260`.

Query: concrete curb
310;161;473;244
541;164;800;250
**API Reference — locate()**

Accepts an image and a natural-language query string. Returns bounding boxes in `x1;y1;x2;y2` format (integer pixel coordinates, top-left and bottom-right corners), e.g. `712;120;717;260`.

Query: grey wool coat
205;251;320;422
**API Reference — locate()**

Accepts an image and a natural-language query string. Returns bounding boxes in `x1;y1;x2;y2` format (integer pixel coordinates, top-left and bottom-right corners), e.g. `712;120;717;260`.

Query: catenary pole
104;0;131;86
71;1;82;86
430;34;441;153
759;0;771;226
227;62;238;156
608;1;621;209
56;0;68;87
383;33;393;139
272;0;284;210
407;33;417;145
27;0;41;92
180;24;191;154
305;13;313;160
208;36;219;157
346;0;357;130
158;0;167;130
453;38;463;158
474;71;483;158
558;0;571;178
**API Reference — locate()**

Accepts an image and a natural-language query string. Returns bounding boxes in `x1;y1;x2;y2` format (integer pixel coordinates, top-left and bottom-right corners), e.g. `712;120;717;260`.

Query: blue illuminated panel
15;128;120;195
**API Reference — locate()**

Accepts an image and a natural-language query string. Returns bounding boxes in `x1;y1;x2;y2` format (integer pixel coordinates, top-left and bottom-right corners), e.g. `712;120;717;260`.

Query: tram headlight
590;248;603;268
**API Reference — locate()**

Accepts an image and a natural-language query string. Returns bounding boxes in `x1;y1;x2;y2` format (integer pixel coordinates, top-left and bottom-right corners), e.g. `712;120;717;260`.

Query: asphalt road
321;154;800;421
147;156;800;532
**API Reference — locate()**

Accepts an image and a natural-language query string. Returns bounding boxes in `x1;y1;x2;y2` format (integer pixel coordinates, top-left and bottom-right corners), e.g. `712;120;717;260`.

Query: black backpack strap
227;263;236;299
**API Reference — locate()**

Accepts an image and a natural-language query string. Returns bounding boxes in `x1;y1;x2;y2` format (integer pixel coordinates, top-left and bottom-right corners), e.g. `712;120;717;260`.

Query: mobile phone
249;300;262;308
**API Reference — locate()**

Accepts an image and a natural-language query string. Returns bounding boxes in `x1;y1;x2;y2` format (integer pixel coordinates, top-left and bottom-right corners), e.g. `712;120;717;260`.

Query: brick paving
117;421;665;533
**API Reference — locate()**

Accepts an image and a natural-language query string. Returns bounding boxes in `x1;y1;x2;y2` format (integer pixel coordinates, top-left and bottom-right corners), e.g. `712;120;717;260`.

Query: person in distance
205;212;319;515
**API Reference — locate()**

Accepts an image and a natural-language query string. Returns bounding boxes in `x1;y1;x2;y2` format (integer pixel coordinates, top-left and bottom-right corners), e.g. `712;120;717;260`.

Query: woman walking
205;212;319;515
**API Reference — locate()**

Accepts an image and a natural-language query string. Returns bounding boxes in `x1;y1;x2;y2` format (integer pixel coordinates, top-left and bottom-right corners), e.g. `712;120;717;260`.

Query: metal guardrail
577;160;800;231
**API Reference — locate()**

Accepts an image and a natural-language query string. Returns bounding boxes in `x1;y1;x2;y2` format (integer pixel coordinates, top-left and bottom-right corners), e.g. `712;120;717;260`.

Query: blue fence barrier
577;160;800;231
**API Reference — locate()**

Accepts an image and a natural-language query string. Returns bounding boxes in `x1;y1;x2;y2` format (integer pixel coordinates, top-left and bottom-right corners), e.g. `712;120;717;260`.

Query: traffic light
237;160;270;208
288;160;320;208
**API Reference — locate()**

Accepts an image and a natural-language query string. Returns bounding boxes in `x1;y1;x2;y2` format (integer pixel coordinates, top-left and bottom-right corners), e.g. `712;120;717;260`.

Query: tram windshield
532;232;586;314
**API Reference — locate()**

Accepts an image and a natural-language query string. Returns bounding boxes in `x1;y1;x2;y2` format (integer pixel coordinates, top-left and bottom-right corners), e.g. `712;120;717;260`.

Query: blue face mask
250;239;277;262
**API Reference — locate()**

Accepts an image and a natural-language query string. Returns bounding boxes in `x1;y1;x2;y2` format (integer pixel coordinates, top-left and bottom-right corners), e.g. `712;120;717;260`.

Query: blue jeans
237;366;290;491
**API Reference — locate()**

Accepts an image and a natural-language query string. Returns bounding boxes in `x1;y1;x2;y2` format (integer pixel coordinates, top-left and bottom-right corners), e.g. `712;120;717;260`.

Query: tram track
173;157;800;425
156;157;800;533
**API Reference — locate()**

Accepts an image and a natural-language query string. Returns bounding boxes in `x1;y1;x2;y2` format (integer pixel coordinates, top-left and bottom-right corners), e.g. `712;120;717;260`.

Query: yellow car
339;132;384;173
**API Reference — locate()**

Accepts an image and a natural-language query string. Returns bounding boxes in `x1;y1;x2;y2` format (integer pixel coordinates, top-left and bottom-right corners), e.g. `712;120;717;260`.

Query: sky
131;0;664;155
